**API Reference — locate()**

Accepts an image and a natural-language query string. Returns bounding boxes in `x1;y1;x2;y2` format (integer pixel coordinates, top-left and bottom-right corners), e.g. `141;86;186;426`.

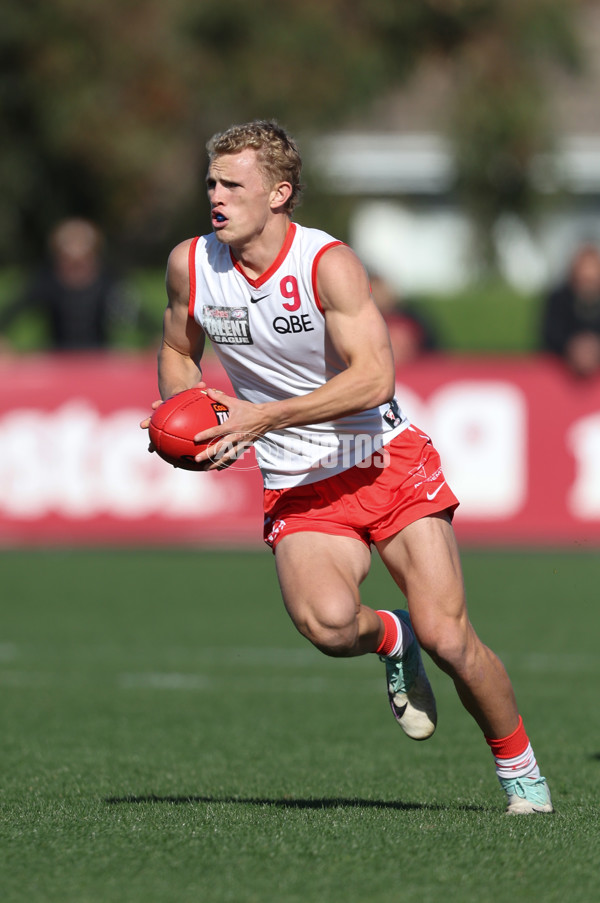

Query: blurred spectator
541;244;600;378
369;273;438;366
0;217;145;351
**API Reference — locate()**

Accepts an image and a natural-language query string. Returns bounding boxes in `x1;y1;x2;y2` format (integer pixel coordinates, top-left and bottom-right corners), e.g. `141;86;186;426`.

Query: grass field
1;547;598;902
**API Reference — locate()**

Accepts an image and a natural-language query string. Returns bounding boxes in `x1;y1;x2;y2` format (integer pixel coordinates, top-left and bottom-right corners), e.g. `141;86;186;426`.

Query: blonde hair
206;120;303;213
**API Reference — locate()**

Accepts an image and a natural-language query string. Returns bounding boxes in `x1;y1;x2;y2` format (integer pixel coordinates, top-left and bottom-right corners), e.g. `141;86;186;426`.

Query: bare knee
416;614;480;679
293;609;359;657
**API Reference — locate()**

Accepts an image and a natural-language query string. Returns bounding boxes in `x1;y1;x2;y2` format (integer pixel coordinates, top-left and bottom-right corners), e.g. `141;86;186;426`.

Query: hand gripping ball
148;388;229;470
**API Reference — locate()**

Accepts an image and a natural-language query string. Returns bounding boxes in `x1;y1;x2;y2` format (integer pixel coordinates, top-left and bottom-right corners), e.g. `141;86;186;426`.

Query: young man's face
206;148;278;248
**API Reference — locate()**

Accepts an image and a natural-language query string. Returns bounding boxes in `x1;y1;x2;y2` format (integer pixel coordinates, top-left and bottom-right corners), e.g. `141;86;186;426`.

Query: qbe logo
272;314;314;335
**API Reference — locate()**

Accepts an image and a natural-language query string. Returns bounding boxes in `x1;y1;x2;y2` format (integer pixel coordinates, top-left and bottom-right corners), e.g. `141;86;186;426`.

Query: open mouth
212;211;227;227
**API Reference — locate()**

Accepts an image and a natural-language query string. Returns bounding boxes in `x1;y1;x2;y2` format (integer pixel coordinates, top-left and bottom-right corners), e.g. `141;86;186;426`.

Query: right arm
158;239;206;399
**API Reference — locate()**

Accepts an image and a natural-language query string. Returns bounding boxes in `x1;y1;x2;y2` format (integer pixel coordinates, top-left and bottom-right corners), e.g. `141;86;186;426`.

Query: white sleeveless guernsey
188;222;409;488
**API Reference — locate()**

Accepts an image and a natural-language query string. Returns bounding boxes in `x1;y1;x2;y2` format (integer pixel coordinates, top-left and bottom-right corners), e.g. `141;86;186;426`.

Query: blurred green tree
0;0;585;265
447;1;584;262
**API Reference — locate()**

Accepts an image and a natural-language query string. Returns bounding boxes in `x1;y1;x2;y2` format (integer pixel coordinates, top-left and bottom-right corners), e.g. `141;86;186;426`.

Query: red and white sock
486;716;541;781
375;609;412;659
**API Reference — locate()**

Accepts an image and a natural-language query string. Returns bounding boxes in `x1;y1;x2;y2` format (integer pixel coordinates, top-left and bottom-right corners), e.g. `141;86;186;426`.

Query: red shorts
263;426;459;550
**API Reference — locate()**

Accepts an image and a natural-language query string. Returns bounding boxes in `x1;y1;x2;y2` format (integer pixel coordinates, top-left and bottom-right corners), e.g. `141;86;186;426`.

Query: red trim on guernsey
187;236;200;318
311;241;345;313
230;222;297;288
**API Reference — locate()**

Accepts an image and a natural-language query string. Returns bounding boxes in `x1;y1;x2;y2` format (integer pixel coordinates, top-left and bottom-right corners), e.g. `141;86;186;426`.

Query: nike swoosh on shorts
426;483;446;501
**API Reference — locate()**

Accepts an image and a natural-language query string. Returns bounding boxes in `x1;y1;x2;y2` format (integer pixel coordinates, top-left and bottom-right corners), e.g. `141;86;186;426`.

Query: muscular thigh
274;531;371;631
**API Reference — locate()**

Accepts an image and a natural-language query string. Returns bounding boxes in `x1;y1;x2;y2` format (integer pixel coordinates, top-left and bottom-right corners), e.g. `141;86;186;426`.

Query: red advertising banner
0;352;599;546
0;352;264;546
395;355;600;546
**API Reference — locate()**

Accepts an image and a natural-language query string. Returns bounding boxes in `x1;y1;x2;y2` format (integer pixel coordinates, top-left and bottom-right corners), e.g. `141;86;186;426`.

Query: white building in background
310;132;600;294
307;6;600;296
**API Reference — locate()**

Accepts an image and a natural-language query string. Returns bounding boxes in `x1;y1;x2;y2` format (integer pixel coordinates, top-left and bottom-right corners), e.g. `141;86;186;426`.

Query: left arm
195;245;396;462
267;243;396;426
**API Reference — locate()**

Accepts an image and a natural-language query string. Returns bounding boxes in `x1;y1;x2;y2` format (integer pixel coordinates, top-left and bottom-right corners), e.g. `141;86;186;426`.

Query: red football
148;388;230;470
